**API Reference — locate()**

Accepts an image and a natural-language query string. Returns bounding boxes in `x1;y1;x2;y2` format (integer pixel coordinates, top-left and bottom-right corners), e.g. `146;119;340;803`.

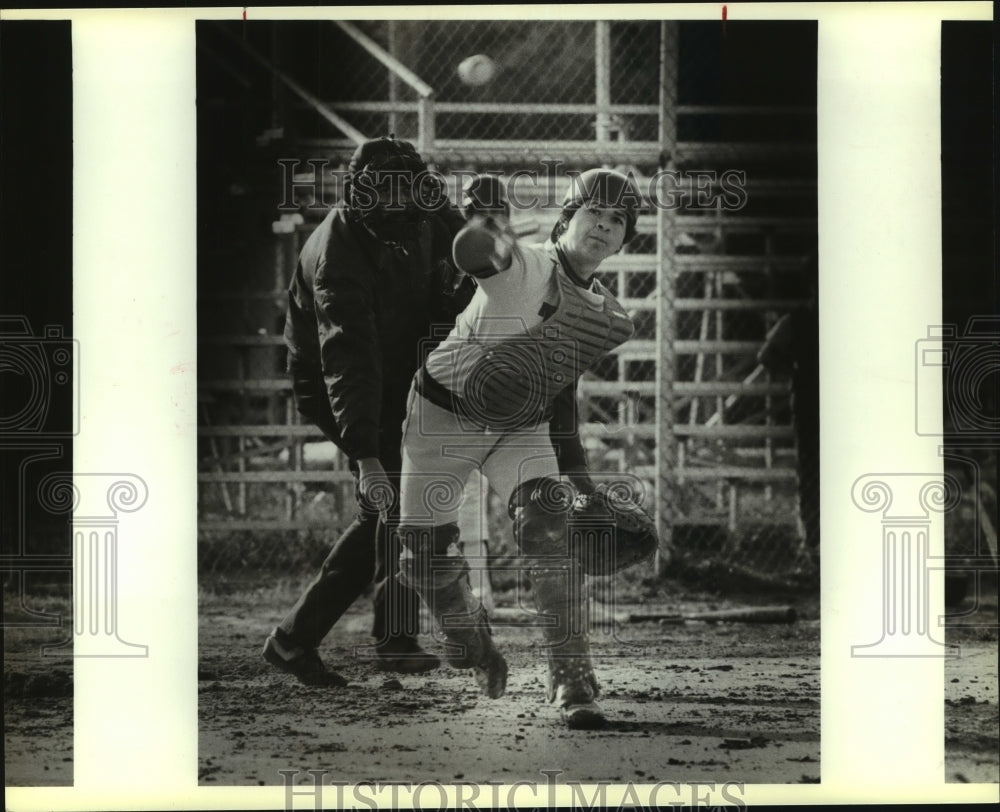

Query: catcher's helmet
550;168;641;246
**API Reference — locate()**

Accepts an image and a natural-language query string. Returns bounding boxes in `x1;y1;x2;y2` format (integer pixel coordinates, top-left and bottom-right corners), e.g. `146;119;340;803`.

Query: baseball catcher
393;168;661;728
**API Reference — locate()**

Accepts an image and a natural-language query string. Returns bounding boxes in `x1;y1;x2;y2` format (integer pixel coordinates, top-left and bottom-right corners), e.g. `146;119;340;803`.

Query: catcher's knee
395;523;466;591
507;477;573;558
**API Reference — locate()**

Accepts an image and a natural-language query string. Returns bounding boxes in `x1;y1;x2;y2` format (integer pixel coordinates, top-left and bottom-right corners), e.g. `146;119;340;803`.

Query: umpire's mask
345;136;444;246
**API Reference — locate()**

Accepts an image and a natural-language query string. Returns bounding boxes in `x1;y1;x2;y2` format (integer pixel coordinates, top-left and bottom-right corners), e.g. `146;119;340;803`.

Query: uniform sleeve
313;261;382;460
468;242;546;307
548;380;596;495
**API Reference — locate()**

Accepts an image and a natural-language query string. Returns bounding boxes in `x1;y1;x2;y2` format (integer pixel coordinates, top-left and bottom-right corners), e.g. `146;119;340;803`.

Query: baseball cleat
560;700;606;730
262;629;348;688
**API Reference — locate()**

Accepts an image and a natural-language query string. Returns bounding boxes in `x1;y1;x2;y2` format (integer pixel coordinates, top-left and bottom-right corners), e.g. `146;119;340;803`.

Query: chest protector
459;261;634;430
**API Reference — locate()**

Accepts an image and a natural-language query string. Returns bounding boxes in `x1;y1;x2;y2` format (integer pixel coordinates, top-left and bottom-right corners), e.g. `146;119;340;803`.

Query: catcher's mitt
567;483;658;575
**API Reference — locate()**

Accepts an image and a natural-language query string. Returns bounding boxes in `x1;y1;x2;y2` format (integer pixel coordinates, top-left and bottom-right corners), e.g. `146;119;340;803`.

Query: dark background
941;21;996;328
940;21;997;567
0;21;73;378
0;22;74;566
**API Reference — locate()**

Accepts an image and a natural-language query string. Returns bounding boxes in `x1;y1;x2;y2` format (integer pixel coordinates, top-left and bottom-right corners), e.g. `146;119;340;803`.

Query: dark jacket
285;204;470;461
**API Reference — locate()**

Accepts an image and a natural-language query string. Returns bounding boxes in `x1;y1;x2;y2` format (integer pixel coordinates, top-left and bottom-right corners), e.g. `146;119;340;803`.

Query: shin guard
396;523;507;698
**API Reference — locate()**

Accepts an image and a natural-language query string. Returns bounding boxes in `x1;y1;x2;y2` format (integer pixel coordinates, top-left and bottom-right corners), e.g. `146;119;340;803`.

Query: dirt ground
3;591;75;787
945;593;1000;784
195;577;1000;789
198;578;825;786
4;579;996;790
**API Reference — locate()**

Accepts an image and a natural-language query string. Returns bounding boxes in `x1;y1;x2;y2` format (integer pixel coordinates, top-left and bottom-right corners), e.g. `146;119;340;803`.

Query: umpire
263;136;472;685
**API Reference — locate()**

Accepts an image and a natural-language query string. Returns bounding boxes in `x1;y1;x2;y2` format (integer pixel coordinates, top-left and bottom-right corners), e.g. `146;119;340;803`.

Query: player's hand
453;215;517;276
356;457;395;522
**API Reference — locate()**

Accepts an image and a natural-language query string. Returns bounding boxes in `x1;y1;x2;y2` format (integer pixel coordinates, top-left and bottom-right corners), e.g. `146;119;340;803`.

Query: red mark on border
722;5;728;35
242;8;247;21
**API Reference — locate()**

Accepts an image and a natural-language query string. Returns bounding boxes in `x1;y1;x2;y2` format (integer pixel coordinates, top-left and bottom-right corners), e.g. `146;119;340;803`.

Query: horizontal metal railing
200;335;767;353
295;136;815;166
198;377;790;397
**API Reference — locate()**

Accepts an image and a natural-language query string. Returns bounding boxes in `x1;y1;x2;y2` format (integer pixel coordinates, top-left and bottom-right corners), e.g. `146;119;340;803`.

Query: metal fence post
655;21;679;572
418;96;436;155
387;20;399;137
595;21;612;143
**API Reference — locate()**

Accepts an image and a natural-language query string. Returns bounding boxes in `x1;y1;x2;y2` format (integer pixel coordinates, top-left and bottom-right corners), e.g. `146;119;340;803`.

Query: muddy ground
945;597;1000;784
3;590;75;787
197;577;824;787
193;577;994;788
4;580;996;789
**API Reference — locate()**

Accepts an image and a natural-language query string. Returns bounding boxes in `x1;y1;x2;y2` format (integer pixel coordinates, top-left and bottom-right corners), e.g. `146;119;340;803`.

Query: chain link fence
197;19;819;590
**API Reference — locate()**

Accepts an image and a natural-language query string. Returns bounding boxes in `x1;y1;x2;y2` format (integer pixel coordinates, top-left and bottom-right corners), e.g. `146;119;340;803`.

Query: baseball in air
457;54;497;86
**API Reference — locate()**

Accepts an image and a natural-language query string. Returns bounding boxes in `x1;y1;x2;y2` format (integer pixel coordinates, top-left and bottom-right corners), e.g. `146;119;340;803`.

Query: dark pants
277;377;421;650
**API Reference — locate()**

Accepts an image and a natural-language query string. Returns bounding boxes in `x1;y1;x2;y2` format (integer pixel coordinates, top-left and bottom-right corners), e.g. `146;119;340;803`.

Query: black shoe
373;638;441;674
472;646;508;699
262;629;347;687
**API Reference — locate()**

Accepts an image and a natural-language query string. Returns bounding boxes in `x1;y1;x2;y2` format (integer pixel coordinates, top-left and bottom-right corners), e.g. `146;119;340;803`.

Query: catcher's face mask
346;138;444;246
